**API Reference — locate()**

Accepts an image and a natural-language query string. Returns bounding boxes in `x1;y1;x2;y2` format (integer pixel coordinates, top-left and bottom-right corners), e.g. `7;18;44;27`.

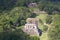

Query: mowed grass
36;14;48;23
40;32;48;40
36;14;48;29
36;14;48;30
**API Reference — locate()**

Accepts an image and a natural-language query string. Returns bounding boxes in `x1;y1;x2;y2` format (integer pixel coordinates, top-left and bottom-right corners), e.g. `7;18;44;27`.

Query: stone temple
22;18;42;36
26;18;39;27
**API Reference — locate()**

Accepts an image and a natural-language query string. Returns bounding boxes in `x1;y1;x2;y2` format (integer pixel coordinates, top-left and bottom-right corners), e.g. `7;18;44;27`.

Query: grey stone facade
23;24;39;36
22;18;42;36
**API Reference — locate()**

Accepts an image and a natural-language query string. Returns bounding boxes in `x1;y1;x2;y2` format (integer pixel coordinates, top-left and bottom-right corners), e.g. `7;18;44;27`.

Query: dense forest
0;0;60;14
0;0;60;40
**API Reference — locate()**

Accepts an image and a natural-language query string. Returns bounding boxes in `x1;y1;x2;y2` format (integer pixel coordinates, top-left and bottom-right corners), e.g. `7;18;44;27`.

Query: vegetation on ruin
0;0;60;40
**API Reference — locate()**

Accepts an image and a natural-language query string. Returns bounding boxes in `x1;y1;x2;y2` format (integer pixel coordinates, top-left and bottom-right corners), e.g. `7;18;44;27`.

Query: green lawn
40;32;48;40
36;14;49;40
36;14;48;23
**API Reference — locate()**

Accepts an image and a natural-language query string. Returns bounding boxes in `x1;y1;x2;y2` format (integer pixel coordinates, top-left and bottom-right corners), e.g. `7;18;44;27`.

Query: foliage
46;15;52;24
0;0;60;40
0;0;60;14
52;14;60;26
48;25;60;40
47;15;60;40
36;14;48;23
38;0;60;14
0;29;40;40
0;6;38;32
40;25;48;32
0;7;34;31
30;36;40;40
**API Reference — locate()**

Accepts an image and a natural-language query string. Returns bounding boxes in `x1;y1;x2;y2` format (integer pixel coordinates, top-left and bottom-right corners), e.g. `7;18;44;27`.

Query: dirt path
44;23;52;31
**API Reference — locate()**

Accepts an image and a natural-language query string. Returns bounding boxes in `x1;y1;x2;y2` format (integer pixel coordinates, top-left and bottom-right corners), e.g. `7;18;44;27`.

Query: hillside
36;14;60;40
0;0;60;40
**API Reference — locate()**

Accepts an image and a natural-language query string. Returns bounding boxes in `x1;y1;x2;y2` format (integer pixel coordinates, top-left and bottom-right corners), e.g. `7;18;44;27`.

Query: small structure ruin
28;3;37;8
28;3;47;14
22;18;42;36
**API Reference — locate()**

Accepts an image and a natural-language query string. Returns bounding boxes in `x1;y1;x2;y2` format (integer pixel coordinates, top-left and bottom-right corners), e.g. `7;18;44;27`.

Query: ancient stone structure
23;24;39;36
28;3;37;8
22;18;42;36
26;18;39;27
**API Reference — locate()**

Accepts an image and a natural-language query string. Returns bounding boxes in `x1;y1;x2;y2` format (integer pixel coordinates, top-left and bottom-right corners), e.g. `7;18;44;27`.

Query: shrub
46;15;52;24
40;25;48;32
0;29;40;40
48;25;60;40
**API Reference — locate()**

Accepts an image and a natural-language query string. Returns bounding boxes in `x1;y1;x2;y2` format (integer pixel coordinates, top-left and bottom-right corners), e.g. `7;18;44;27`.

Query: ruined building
22;18;42;36
28;3;37;8
26;18;39;27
